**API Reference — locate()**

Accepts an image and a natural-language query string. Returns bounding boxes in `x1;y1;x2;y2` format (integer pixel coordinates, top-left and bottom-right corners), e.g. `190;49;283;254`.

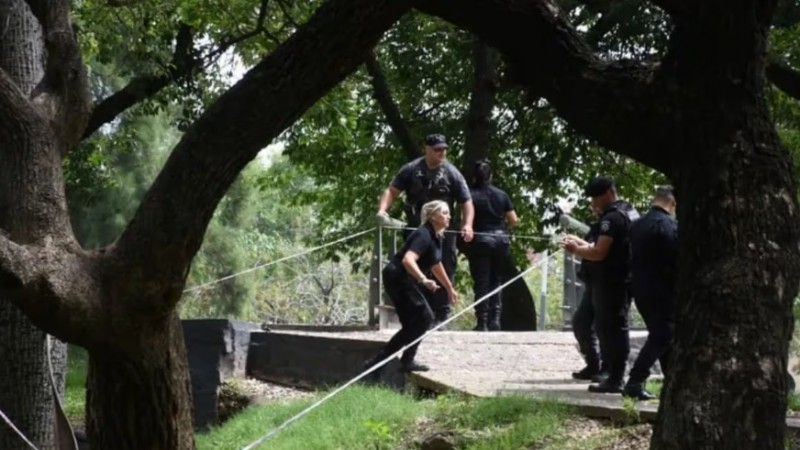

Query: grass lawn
65;345;88;422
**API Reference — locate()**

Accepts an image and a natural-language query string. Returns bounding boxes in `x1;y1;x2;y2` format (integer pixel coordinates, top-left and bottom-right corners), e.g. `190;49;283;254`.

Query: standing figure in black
376;133;474;326
569;205;610;381
562;176;639;393
365;200;459;374
623;186;678;400
465;160;519;331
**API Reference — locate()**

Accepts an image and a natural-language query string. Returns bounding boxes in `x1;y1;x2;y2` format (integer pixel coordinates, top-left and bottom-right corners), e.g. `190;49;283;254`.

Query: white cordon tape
182;228;376;294
380;225;554;242
239;251;560;450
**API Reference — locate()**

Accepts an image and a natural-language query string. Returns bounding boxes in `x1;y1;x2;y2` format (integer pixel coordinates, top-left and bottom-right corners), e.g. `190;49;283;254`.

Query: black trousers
466;236;510;319
628;291;674;384
591;281;631;382
403;227;456;322
572;286;604;370
380;263;435;363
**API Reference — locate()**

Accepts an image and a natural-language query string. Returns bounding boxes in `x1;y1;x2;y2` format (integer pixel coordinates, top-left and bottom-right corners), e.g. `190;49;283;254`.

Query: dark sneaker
622;383;656;401
591;371;609;383
571;366;600;380
399;361;430;373
588;379;623;393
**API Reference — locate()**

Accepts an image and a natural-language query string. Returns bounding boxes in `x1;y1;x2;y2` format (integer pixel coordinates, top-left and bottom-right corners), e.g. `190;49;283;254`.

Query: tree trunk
85;314;194;450
461;39;496;180
650;6;800;449
0;2;63;449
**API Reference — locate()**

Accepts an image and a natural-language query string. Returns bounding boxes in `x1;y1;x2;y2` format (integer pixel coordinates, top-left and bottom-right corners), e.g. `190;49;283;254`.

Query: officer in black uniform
563;176;639;393
623;185;678;400
465;160;519;331
570;206;610;381
364;200;458;375
377;134;474;325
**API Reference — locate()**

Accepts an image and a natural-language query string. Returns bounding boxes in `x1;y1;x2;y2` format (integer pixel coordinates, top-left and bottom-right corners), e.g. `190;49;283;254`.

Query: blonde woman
365;200;459;374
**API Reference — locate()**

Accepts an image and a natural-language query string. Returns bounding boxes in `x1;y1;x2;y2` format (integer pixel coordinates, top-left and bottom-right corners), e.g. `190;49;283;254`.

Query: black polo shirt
596;200;639;284
390;222;443;274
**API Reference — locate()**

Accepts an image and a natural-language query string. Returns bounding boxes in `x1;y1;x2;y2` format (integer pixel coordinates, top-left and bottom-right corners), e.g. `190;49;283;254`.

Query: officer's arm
574;235;613;261
401;251;428;283
505;210;520;227
461;200;474;228
378;186;401;214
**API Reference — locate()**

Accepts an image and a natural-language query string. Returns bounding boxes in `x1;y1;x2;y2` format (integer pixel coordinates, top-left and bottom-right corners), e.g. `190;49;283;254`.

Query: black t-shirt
470;185;514;232
390;158;471;226
390;222;442;275
630;206;678;298
596;200;640;284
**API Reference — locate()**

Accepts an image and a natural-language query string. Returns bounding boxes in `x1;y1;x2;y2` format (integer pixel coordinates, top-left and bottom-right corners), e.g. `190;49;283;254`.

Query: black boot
487;299;502;331
399;361;430;372
622;381;655;401
362;353;385;382
588;378;623;393
473;308;488;331
572;364;601;381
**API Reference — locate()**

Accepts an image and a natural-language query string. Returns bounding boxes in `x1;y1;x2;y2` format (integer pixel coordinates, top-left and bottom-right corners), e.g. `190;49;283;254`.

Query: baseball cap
584;176;615;197
424;134;448;149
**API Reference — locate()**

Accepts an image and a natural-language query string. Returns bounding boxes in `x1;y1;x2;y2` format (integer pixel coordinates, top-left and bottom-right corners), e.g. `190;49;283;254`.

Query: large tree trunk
85;314;193;450
650;4;800;448
0;2;67;449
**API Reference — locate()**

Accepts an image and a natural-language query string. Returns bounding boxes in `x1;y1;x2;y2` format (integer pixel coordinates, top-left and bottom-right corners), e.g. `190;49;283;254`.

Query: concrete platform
264;329;800;429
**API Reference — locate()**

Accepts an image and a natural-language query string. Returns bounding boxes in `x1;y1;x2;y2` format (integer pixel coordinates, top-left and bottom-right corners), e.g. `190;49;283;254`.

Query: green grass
65;345;88;422
197;385;430;450
430;394;571;450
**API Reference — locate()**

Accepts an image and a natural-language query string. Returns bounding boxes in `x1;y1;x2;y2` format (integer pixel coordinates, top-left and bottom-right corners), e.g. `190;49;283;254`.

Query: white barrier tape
0;404;39;450
183;228;375;294
380;225;553;242
240;251;560;450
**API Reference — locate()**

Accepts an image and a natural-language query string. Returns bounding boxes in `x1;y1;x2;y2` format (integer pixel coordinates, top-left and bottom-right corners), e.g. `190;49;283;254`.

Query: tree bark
85;314;193;450
0;2;68;449
649;3;800;448
461;39;497;180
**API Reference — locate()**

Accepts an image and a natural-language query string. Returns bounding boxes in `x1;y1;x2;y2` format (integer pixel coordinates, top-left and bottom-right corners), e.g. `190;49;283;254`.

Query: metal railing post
538;250;549;330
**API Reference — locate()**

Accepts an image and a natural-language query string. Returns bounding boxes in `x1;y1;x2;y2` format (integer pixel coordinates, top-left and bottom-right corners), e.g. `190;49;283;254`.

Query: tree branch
364;51;420;161
767;59;800;101
113;0;414;310
418;0;670;173
24;0;91;150
82;24;198;139
83;0;274;139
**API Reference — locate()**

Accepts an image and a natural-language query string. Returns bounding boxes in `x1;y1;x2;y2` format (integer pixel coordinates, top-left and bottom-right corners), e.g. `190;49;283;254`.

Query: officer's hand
375;211;392;227
561;238;579;254
420;278;439;292
447;288;459;304
461;225;474;242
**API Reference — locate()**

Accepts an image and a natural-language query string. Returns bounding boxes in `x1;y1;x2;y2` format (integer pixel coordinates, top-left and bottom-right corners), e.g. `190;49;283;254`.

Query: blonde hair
420;200;449;224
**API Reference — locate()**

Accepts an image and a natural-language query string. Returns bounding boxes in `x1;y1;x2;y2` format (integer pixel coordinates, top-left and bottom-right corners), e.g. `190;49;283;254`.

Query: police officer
376;134;474;325
465;160;519;331
563;176;639;393
569;205;610;381
623;186;678;400
364;200;459;374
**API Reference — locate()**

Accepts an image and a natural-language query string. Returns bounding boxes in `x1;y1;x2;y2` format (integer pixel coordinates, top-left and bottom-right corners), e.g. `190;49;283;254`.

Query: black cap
424;133;448;149
584;176;615;197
